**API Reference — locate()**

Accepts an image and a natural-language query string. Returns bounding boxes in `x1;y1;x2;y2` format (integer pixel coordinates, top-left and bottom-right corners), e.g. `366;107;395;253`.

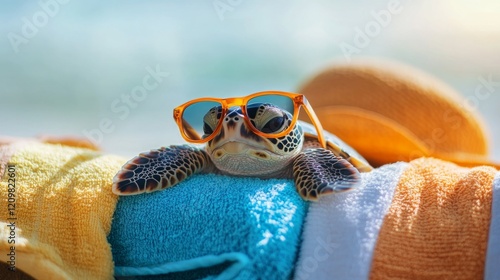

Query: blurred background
1;0;499;160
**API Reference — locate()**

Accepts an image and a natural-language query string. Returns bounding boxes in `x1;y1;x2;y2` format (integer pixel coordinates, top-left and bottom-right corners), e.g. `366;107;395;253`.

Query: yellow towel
0;142;125;279
1;59;498;279
370;158;496;279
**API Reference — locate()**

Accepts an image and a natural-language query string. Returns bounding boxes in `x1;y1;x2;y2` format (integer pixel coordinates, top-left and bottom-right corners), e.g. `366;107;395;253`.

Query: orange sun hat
298;59;499;169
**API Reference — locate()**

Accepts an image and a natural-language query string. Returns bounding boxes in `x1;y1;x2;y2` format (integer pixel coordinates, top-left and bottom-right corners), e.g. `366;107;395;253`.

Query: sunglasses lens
246;94;295;135
181;101;223;141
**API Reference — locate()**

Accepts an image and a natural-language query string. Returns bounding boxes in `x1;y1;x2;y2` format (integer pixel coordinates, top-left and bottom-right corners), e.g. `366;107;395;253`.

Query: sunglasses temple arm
302;100;327;149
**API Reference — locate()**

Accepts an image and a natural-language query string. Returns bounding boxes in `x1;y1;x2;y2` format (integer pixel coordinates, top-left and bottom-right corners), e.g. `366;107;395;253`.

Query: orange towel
294;60;499;280
370;158;496;279
2;59;499;279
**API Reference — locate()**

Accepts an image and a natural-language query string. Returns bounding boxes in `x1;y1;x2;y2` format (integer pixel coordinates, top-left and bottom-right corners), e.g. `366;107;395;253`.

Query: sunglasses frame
173;91;326;148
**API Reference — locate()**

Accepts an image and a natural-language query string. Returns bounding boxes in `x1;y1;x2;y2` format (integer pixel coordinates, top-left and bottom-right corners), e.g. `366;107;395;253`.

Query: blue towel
108;174;308;279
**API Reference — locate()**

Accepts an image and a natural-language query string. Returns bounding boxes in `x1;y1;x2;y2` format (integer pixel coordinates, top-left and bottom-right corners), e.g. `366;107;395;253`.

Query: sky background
1;0;499;161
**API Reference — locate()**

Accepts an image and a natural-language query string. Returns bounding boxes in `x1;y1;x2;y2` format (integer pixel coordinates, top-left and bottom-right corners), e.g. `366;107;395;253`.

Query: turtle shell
299;120;373;173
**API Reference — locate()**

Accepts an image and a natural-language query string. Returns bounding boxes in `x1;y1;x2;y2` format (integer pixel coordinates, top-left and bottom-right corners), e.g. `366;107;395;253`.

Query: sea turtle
112;103;372;200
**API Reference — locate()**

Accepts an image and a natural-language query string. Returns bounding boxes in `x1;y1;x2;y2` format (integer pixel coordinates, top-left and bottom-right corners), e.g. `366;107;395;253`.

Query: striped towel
295;158;499;279
295;60;500;280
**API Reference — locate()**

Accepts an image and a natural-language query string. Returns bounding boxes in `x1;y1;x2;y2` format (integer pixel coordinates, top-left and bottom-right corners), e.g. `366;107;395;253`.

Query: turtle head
203;103;304;177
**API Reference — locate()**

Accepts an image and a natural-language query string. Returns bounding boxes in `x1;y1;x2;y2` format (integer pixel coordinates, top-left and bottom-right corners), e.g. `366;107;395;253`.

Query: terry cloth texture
294;162;408;280
1;59;499;280
108;174;308;279
0;142;125;280
295;158;499;280
370;158;497;279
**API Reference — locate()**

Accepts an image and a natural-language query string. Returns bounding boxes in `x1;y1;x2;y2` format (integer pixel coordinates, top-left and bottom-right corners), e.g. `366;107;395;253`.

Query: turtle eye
261;116;285;133
203;122;214;135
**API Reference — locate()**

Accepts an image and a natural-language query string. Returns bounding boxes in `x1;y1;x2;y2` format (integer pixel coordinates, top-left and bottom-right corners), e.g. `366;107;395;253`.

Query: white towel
485;173;500;280
294;162;407;280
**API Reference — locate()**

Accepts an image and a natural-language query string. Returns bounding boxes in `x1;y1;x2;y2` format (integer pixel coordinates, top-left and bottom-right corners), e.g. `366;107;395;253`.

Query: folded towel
0;142;124;280
2;59;500;280
3;140;498;279
108;174;308;279
295;158;500;280
294;162;407;280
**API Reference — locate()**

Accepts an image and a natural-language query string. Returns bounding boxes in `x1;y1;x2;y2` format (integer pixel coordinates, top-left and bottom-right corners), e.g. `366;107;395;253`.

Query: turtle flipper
293;148;361;201
112;145;212;195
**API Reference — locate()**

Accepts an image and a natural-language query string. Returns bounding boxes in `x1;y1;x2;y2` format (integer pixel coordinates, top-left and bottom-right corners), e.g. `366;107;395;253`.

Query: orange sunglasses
173;91;326;148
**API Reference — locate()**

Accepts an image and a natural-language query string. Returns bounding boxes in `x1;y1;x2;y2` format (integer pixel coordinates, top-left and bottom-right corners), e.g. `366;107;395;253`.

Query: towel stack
0;142;124;279
1;59;499;279
108;174;308;279
295;159;499;280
